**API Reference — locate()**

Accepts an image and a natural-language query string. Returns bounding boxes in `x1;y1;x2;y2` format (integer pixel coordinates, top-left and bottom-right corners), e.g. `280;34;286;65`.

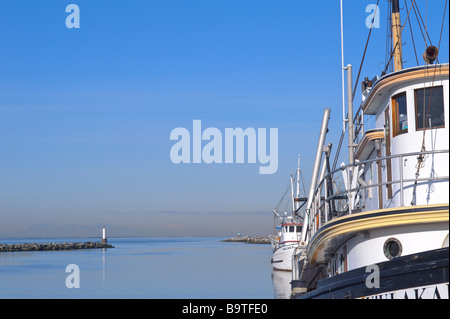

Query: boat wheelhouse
270;216;303;271
290;0;449;299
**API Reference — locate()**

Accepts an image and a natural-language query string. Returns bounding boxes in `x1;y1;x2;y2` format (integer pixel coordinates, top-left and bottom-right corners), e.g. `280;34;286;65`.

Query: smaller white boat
269;156;305;271
269;215;302;271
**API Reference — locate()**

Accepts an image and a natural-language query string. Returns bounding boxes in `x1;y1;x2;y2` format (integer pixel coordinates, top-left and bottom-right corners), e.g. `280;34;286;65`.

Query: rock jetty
222;236;270;244
0;241;114;252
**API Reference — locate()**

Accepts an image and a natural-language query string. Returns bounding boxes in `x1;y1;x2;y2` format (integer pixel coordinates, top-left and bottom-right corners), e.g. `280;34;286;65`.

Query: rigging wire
412;0;433;47
411;0;447;205
274;181;292;212
405;0;420;66
419;0;448;149
274;170;307;214
418;0;447;153
386;2;393;73
383;0;416;74
333;0;447;188
411;1;428;47
299;169;307;199
438;0;448;50
352;0;381;101
334;0;382;172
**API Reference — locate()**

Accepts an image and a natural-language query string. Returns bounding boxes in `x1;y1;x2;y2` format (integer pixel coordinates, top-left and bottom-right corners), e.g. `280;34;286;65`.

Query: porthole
383;238;402;260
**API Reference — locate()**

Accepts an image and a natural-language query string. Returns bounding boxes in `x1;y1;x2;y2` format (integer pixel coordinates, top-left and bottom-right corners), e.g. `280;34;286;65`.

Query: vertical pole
300;108;331;243
392;0;403;71
324;171;328;224
347;166;353;214
347;64;354;166
399;156;404;206
340;0;346;132
290;175;295;214
346;64;355;215
296;155;300;212
318;160;327;229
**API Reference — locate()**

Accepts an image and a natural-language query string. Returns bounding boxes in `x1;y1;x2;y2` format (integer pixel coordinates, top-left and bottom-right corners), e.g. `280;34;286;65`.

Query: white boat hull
271;244;297;271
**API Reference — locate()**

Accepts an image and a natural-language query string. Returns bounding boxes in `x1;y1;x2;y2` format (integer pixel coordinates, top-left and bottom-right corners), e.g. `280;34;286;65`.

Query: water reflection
102;248;106;285
272;270;292;299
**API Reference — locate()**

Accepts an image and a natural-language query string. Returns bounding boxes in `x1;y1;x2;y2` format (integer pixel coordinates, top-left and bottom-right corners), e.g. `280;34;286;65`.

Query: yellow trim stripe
308;204;449;264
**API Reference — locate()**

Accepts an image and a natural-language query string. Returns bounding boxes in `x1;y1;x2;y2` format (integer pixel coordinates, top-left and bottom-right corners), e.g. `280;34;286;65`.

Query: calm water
0;237;291;299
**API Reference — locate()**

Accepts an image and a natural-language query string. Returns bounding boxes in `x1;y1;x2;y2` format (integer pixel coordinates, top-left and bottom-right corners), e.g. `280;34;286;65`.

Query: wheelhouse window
392;92;408;136
415;86;445;130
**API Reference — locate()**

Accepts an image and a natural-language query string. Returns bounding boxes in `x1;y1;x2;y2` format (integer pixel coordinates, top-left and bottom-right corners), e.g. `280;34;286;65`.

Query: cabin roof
362;64;449;115
354;128;384;160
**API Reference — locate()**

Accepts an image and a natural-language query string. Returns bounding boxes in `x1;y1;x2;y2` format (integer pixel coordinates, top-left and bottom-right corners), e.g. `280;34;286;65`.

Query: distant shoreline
0;241;114;252
222;236;270;244
0;235;252;240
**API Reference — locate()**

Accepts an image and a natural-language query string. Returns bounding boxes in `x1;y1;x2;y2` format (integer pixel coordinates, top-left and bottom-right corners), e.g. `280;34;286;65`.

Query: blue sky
0;1;448;237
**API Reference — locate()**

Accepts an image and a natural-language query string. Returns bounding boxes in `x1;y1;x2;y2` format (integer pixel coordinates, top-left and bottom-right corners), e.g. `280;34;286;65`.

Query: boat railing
304;149;449;241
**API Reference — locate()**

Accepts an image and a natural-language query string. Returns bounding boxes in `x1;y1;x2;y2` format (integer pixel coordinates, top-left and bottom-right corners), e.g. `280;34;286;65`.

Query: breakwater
0;241;114;252
222;236;270;244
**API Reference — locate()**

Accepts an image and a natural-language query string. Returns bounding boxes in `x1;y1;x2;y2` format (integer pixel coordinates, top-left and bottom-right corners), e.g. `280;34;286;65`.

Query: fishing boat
270;215;303;271
290;0;449;299
269;157;304;271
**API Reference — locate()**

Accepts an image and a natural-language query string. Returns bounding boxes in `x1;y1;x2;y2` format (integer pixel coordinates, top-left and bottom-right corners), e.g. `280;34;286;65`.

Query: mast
290;174;295;214
296;155;300;213
340;0;346;131
300;108;331;243
346;64;354;166
392;0;403;71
